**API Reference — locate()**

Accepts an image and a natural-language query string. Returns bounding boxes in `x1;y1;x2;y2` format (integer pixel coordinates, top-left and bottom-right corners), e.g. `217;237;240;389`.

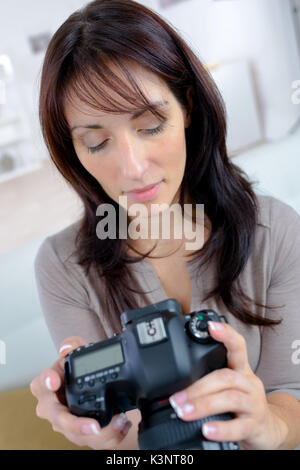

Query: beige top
34;194;300;402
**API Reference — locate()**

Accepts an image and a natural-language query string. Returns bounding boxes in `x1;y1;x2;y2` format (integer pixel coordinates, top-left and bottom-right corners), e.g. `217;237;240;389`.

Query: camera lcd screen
72;342;124;378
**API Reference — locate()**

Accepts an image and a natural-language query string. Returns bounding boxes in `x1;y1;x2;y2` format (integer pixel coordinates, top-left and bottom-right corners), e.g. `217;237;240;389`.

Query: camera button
78;395;96;405
95;397;104;410
76;379;84;389
111;372;118;379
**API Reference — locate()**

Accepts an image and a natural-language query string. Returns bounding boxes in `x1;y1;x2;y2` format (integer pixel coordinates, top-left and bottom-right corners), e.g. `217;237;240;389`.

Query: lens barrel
138;400;239;450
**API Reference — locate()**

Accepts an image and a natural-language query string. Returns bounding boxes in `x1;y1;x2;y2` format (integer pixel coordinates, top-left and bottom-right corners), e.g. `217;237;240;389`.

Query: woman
30;0;300;450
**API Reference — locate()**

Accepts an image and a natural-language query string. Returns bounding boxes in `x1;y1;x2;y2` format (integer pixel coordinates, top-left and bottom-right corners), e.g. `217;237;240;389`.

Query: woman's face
64;63;191;219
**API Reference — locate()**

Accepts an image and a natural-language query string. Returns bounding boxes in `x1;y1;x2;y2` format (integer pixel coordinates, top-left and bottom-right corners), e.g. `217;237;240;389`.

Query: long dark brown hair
39;0;281;332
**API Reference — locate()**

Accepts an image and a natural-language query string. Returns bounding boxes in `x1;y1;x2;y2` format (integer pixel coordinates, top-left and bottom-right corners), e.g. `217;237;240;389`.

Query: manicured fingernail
120;420;133;436
169;397;183;417
113;413;129;431
181;403;195;414
59;344;73;355
202;423;217;437
45;376;53;391
170;403;183;418
170;402;195;418
208;321;223;331
169;390;187;406
81;423;101;435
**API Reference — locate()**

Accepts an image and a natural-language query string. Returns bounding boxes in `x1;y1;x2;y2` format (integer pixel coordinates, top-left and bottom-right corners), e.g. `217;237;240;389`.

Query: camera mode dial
186;309;223;343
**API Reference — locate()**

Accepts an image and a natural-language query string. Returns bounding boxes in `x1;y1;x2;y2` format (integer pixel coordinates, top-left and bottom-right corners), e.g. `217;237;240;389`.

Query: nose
118;131;149;180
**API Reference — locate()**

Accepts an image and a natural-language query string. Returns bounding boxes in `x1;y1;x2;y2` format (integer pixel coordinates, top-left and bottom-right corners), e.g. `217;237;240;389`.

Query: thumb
52;337;87;406
58;336;87;358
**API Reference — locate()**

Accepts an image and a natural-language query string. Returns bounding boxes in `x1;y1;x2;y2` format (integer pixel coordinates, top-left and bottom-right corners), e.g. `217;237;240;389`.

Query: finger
170;389;252;422
36;396;70;423
58;336;87;358
170;368;254;407
91;414;133;450
53;406;98;434
30;358;72;410
55;411;132;444
101;420;133;450
30;366;62;403
201;417;254;444
208;321;252;374
56;337;88;405
64;415;133;450
35;394;102;438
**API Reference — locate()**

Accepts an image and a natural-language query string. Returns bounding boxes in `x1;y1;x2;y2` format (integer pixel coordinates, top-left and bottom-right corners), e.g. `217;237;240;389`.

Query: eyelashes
87;140;109;154
144;123;165;136
87;123;165;155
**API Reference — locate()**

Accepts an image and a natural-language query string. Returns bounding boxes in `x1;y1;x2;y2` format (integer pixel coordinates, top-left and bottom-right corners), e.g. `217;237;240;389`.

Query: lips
127;181;162;202
130;182;159;193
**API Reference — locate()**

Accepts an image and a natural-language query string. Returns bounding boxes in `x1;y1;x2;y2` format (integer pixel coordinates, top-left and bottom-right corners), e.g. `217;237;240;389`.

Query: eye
87;139;109;154
142;123;165;135
87;124;165;154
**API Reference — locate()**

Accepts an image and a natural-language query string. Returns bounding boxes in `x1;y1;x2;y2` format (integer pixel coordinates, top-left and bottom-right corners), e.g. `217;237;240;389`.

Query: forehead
63;61;171;123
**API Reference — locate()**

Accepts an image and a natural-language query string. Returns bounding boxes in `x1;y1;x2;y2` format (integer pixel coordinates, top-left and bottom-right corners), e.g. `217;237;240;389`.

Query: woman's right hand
30;336;133;450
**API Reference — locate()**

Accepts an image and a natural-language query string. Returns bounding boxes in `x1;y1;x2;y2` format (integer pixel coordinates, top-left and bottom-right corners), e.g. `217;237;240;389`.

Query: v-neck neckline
131;251;211;315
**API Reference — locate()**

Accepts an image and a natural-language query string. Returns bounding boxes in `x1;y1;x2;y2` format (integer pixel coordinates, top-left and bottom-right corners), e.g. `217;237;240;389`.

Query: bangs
60;53;169;125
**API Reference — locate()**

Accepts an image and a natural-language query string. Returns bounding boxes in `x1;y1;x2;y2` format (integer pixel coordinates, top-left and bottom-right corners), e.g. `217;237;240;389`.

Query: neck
125;196;211;260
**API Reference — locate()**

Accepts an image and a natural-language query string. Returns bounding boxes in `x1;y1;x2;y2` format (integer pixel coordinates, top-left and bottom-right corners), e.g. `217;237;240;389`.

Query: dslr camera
64;298;239;450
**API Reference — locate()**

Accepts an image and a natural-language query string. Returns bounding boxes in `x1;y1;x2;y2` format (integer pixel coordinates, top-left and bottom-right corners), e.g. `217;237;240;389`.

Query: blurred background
0;0;300;449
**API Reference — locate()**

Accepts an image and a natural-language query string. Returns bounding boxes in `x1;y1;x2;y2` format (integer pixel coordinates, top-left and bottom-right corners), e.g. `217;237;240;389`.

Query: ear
184;86;194;128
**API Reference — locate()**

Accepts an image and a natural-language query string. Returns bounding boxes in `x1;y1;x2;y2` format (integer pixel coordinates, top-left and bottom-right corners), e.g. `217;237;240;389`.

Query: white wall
142;0;300;140
0;0;299;164
0;0;88;166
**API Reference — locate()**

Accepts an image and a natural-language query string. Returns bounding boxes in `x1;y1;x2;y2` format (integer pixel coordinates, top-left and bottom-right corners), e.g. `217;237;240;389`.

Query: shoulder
34;218;83;270
252;194;300;282
255;194;300;231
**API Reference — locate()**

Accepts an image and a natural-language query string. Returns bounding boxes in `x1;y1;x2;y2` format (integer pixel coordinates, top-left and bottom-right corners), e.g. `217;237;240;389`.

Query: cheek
76;147;105;177
75;149;94;174
80;158;96;176
158;130;186;168
78;155;116;191
91;162;115;188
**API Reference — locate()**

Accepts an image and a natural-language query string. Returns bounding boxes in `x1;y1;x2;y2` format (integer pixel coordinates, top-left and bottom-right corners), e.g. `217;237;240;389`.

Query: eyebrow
70;100;169;133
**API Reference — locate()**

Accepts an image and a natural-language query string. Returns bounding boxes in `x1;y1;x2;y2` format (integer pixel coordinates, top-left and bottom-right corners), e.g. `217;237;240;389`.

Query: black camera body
64;299;239;450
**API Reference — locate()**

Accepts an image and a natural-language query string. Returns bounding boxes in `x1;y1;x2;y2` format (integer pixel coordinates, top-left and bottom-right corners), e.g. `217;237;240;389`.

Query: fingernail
170;402;183;418
169;400;195;418
45;376;53;391
169;390;187;406
181;403;195;415
120;420;133;436
208;321;223;331
113;413;129;431
81;423;101;435
169;396;186;419
202;423;217;437
59;344;73;355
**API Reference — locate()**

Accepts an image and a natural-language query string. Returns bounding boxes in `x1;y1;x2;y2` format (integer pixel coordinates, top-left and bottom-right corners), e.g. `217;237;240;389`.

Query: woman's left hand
169;321;287;450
